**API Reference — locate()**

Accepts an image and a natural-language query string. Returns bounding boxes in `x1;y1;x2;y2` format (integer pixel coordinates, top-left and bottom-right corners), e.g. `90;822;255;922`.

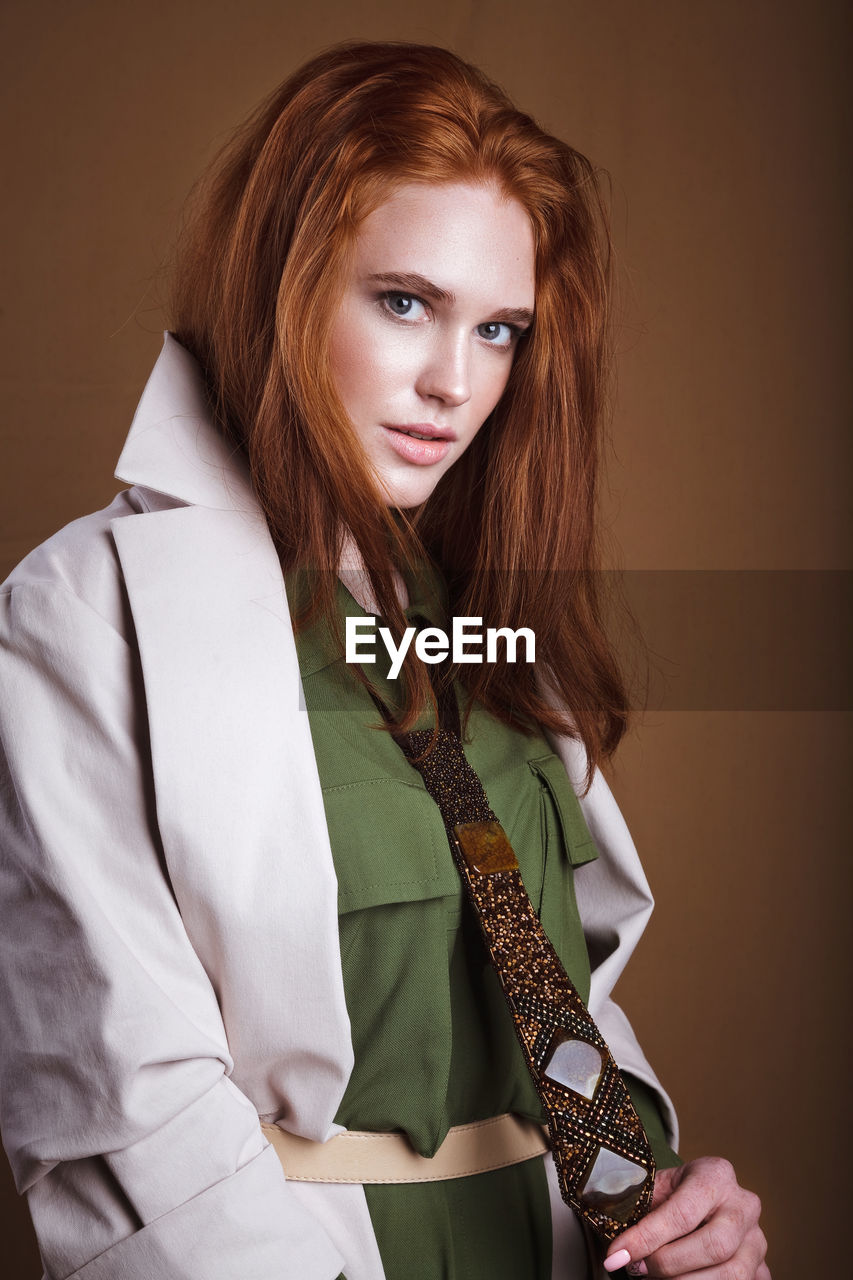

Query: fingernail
603;1249;631;1272
627;1263;648;1277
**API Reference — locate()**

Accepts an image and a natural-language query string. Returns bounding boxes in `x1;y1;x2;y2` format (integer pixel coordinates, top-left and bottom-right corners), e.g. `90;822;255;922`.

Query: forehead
351;181;536;308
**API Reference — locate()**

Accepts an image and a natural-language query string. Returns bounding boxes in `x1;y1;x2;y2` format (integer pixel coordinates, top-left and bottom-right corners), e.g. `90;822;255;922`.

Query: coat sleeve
574;763;680;1153
542;724;680;1154
0;578;345;1280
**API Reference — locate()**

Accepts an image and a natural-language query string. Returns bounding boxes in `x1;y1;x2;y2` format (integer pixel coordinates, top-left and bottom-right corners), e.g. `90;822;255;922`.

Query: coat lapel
110;335;353;1134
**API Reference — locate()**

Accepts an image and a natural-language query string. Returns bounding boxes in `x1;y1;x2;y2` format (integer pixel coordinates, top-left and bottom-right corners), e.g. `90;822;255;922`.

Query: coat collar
116;333;406;626
115;332;256;513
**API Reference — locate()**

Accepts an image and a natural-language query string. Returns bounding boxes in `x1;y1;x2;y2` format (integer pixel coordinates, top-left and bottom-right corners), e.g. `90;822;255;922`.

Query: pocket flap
527;755;599;867
321;779;460;913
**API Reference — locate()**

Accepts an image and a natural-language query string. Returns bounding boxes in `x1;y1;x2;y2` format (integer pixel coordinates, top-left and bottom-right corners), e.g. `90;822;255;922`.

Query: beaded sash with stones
368;647;655;1242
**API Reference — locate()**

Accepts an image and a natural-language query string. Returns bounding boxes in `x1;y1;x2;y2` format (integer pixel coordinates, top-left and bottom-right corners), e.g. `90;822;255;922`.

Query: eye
477;321;518;349
381;292;428;321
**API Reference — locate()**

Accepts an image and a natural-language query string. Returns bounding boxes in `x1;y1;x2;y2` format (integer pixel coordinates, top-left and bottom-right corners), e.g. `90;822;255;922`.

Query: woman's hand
603;1157;769;1278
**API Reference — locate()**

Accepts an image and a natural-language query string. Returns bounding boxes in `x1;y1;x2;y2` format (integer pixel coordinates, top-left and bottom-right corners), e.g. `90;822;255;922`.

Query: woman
0;41;768;1280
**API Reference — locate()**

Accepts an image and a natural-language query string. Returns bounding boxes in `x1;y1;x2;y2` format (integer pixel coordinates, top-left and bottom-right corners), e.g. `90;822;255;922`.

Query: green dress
291;570;677;1279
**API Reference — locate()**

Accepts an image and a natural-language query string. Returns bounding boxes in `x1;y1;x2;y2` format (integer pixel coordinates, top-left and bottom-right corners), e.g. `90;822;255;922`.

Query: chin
379;474;442;511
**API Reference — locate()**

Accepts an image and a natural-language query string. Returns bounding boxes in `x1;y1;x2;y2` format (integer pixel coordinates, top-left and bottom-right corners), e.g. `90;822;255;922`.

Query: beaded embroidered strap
374;657;655;1242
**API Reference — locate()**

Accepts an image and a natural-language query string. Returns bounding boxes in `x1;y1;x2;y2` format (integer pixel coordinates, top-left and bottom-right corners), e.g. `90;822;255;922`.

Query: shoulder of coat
1;486;174;633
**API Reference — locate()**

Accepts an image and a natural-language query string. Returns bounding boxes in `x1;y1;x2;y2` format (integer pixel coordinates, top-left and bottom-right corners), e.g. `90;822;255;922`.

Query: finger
634;1192;763;1277
605;1159;734;1267
650;1164;683;1208
627;1223;768;1279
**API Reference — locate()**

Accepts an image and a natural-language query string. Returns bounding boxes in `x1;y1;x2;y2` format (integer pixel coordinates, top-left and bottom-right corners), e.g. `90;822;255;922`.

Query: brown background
1;2;850;1277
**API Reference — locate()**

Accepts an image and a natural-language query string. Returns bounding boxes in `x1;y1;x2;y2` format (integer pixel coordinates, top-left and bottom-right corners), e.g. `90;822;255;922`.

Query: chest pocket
321;779;460;915
527;753;597;1003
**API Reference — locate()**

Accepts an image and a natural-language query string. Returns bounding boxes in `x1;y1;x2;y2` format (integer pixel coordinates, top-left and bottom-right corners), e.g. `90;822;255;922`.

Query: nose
415;329;472;407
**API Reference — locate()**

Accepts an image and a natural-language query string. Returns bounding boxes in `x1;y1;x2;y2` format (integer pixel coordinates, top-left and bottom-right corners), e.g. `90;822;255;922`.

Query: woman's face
328;180;536;509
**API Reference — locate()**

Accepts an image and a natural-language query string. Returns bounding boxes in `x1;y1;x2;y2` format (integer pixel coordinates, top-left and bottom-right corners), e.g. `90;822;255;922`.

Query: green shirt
291;569;677;1279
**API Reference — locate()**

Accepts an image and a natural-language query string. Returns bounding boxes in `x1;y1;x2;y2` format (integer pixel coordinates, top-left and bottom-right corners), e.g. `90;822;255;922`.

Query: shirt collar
291;563;448;681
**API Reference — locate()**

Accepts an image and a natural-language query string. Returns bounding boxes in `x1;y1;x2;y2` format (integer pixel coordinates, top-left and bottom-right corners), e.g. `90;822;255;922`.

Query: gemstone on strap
543;1032;604;1101
454;819;519;874
579;1145;652;1223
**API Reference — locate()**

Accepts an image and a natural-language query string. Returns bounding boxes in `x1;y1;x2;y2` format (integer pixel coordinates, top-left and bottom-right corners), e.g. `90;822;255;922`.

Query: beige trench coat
0;334;676;1280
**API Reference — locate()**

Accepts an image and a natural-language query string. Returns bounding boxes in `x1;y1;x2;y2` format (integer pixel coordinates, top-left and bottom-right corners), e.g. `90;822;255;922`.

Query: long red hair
170;41;628;785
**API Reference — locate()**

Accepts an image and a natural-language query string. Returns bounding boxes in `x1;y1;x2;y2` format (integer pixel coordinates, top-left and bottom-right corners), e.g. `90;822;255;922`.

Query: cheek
329;326;373;408
329;323;408;410
476;359;514;421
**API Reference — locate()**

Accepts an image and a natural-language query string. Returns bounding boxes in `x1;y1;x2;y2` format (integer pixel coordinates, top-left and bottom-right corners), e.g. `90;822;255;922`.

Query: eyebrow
366;272;534;329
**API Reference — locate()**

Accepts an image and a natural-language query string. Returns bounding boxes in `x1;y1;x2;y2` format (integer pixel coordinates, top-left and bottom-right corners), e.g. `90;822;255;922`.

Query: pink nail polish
603;1248;631;1272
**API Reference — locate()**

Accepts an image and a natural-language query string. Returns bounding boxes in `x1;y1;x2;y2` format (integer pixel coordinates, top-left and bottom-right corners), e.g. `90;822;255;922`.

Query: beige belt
260;1112;550;1184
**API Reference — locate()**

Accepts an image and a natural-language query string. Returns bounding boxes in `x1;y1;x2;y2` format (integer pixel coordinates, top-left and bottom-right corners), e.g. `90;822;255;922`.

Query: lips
397;428;437;441
384;423;456;442
381;423;454;466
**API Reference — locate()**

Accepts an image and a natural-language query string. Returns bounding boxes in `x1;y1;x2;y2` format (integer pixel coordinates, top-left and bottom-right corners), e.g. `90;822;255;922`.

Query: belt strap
261;1113;550;1183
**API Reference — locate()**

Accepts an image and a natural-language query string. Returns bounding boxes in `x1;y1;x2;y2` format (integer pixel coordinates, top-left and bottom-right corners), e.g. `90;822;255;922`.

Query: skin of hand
603;1157;770;1279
